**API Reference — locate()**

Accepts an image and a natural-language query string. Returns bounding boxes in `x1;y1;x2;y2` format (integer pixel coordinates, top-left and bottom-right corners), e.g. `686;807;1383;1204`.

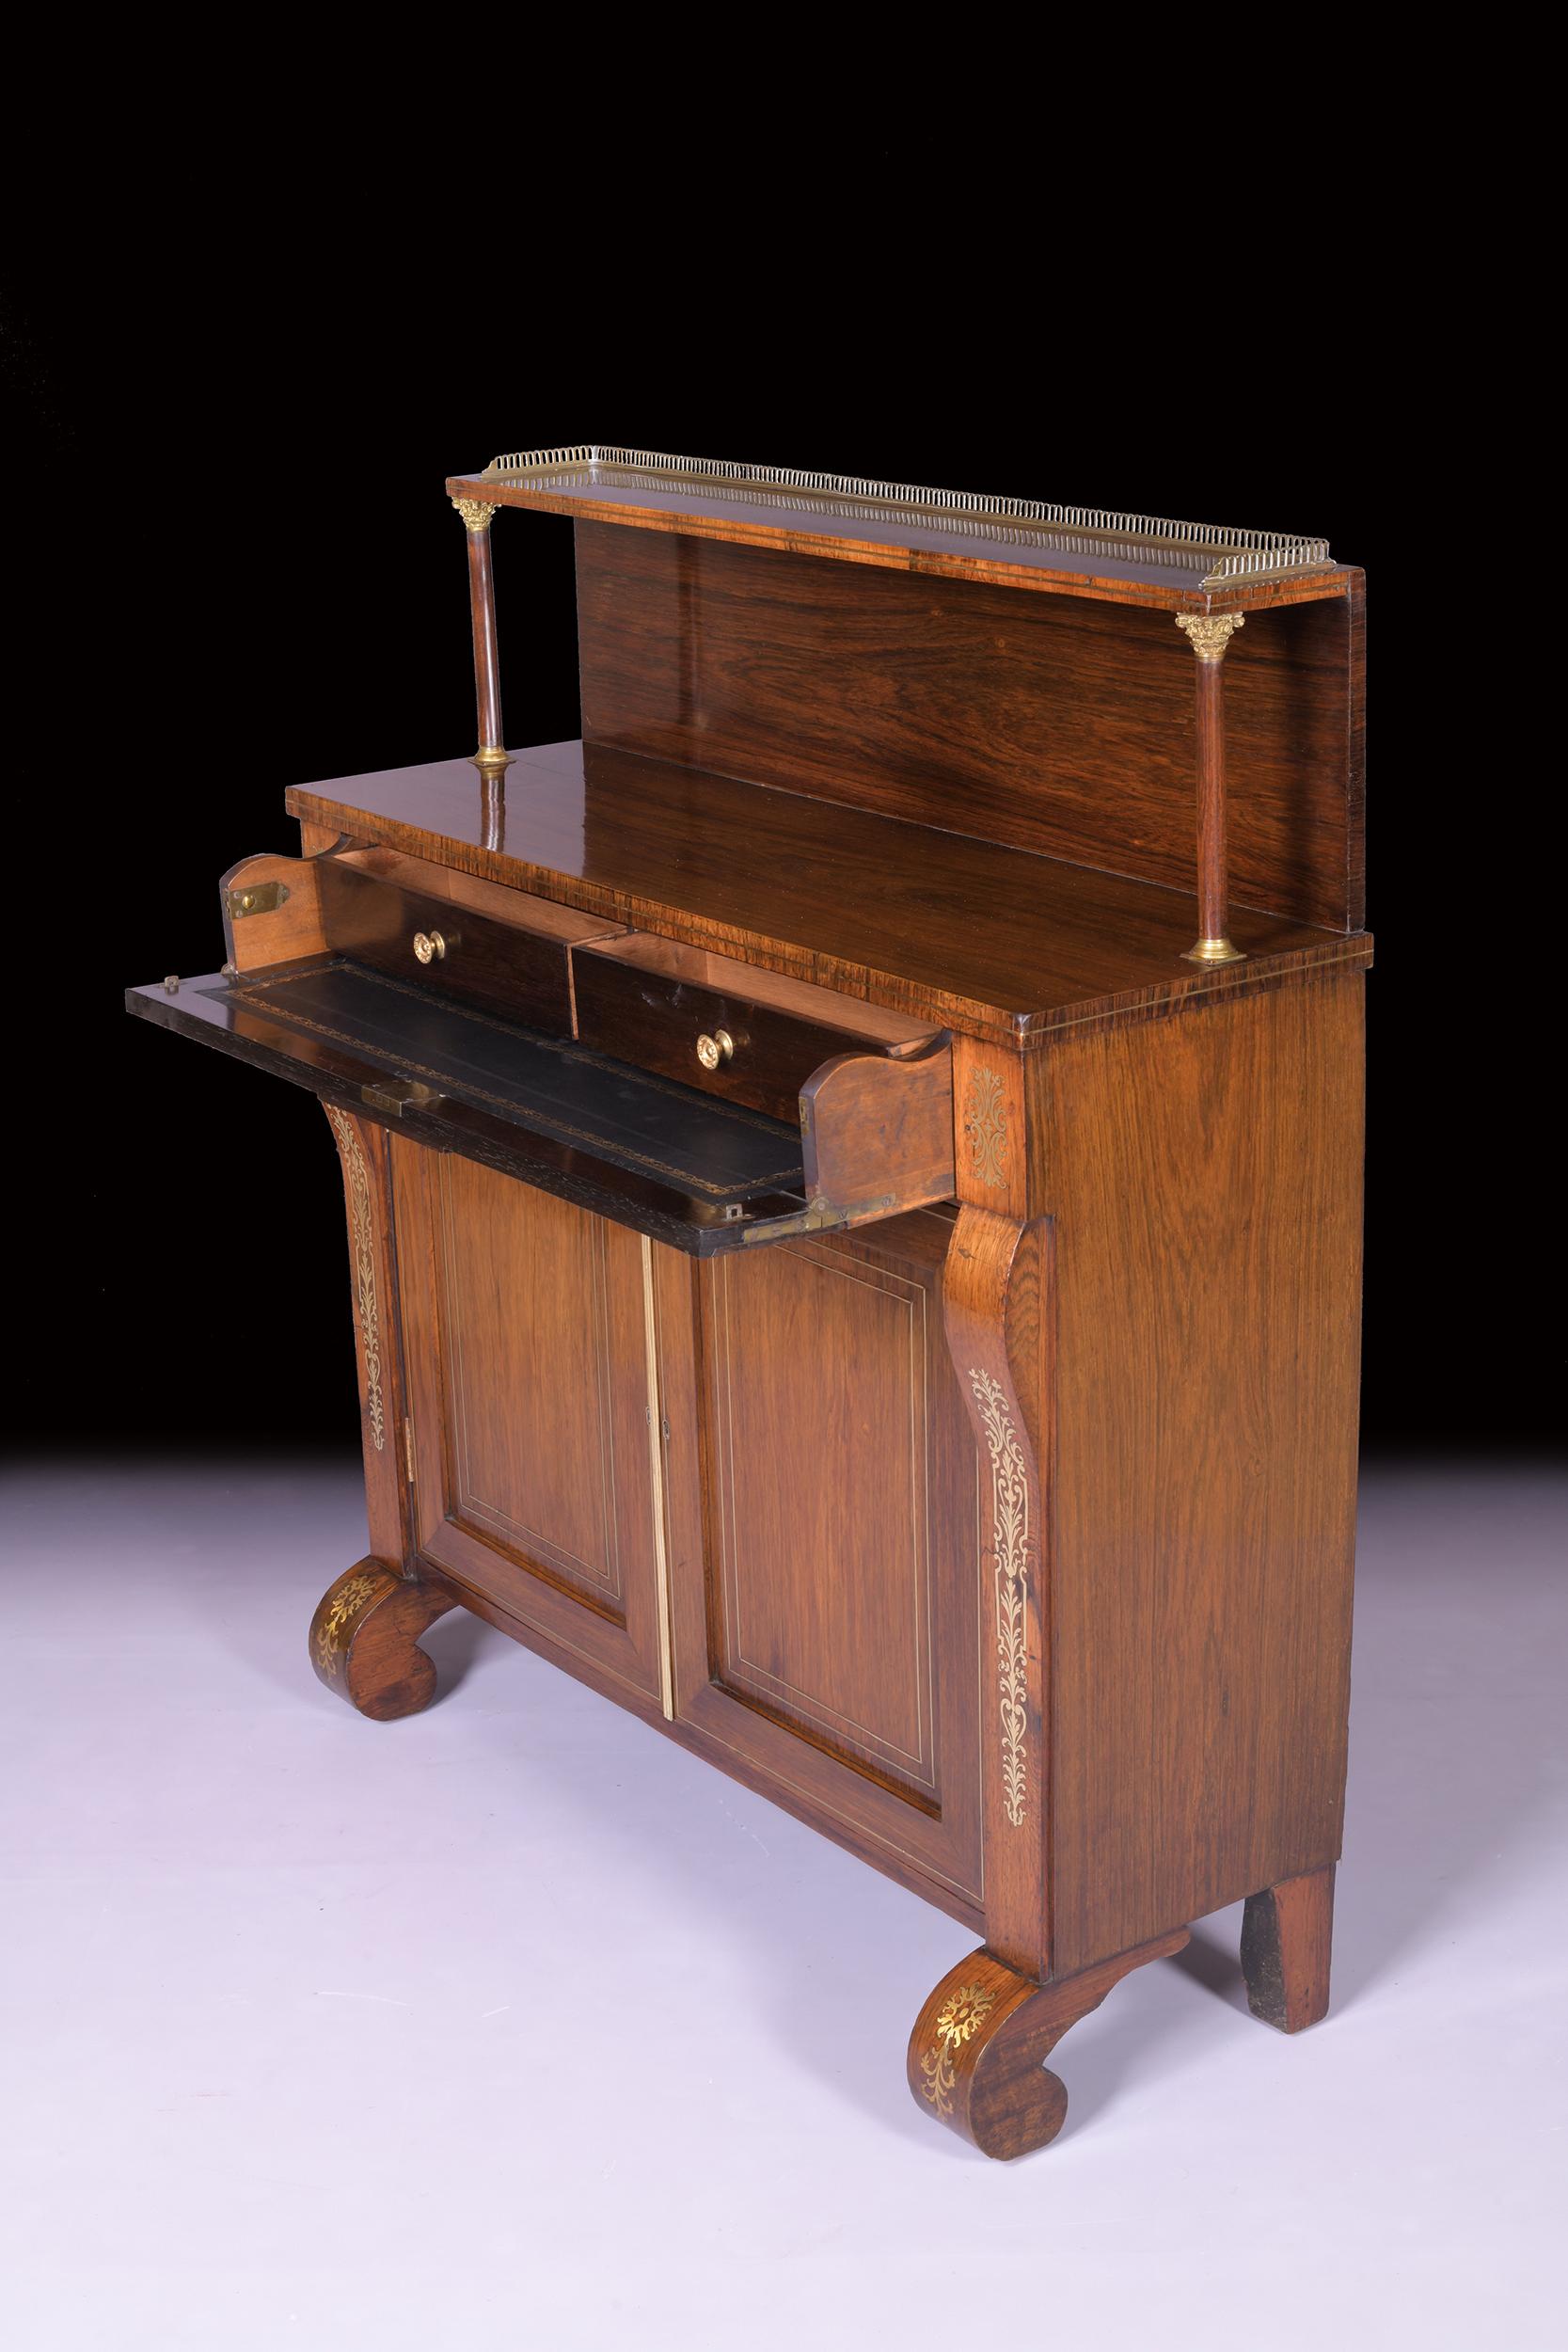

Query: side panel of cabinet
1037;973;1366;1973
656;1210;984;1912
391;1139;668;1707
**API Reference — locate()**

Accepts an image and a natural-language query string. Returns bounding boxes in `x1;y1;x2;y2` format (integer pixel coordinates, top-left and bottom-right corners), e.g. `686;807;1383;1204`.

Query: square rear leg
1241;1864;1336;2032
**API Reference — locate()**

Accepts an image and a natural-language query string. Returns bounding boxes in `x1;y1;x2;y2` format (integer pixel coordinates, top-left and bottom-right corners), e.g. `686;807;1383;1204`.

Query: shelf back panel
575;523;1364;933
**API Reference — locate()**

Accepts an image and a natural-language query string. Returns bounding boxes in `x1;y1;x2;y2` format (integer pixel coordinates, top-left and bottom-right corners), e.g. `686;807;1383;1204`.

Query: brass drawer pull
413;930;448;964
696;1028;735;1071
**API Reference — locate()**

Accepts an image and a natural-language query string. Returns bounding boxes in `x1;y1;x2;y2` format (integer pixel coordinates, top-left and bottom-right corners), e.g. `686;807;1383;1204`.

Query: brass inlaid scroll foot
1182;935;1247;965
309;1558;457;1721
909;1929;1188;2158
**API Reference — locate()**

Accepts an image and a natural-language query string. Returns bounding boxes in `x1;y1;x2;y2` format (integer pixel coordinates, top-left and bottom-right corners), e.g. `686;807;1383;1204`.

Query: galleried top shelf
445;445;1348;610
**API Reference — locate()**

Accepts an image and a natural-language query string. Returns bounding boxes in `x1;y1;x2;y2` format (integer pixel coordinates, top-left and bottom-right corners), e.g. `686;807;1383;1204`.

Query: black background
4;162;1553;1459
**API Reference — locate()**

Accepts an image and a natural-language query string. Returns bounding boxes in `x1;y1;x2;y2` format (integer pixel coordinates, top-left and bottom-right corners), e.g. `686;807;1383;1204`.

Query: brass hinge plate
362;1078;445;1116
742;1193;895;1244
224;880;291;918
404;1417;417;1483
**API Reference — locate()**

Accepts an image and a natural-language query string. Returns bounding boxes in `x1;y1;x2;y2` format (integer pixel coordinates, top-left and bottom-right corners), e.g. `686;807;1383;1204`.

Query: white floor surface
2;1459;1564;2350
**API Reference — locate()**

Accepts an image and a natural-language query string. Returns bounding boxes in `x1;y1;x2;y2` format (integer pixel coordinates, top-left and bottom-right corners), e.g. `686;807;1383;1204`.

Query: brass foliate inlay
963;1067;1008;1191
968;1369;1031;1828
313;1569;383;1680
451;496;497;532
1175;611;1244;662
919;1980;998;2115
325;1107;386;1453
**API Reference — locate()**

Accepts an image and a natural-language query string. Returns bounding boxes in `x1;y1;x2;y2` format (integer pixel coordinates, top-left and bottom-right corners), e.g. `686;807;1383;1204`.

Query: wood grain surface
1241;1865;1337;2031
800;1043;956;1223
286;745;1370;1047
908;1928;1190;2158
392;1143;670;1704
573;933;932;1124
220;851;325;973
1036;973;1366;1972
307;1559;455;1720
656;1209;985;1913
577;526;1364;930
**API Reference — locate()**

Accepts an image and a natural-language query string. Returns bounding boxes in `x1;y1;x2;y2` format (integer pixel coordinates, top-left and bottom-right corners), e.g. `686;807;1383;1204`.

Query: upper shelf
444;445;1351;612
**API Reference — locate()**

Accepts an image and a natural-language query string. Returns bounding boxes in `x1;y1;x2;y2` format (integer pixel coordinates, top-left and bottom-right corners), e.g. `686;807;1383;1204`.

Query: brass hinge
224;880;291;918
742;1193;894;1245
404;1417;417;1483
362;1077;445;1116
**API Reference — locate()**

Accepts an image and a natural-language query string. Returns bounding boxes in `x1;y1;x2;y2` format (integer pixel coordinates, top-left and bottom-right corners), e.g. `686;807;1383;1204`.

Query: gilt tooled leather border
225;967;804;1200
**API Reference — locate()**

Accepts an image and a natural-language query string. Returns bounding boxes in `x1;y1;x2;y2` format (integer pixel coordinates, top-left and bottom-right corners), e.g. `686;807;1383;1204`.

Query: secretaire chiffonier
127;447;1369;2159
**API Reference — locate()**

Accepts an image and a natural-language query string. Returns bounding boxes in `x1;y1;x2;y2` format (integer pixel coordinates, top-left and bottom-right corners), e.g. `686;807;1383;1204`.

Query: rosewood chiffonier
127;447;1369;2159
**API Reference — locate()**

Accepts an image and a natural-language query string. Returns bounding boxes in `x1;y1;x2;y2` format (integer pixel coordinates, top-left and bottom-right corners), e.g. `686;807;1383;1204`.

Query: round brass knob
412;930;447;964
696;1029;735;1072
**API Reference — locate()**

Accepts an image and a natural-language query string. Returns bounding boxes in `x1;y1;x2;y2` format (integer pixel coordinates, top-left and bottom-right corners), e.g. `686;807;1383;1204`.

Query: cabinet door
393;1139;671;1708
655;1210;983;1915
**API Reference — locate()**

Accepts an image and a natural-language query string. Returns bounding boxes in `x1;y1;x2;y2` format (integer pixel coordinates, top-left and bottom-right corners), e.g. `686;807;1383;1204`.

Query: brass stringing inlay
963;1067;1008;1191
326;1106;386;1453
919;1981;998;2115
968;1369;1030;1828
313;1569;383;1680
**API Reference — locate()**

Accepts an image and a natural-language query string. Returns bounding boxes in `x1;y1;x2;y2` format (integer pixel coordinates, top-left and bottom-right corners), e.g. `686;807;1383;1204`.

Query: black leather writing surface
224;962;802;1199
126;960;814;1255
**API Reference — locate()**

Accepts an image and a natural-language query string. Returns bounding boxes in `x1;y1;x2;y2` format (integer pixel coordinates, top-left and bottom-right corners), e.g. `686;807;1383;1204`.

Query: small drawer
573;932;939;1122
318;854;620;1036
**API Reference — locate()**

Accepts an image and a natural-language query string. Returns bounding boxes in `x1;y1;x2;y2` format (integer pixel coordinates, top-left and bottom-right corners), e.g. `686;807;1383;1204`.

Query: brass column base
1183;936;1247;965
473;746;512;771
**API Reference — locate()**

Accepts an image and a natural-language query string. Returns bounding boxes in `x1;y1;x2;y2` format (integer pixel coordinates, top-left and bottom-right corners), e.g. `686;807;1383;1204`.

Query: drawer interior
331;846;623;945
136;875;958;1252
316;856;611;1034
574;930;941;1122
580;930;937;1050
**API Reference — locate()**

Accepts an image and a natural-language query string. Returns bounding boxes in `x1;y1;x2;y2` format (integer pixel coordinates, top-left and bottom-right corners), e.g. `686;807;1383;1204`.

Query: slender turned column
1175;610;1246;965
452;497;509;771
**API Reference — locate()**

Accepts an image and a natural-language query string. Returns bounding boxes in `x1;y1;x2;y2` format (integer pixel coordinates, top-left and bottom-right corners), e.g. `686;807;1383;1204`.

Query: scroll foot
308;1558;456;1721
1241;1864;1335;2032
908;1928;1188;2159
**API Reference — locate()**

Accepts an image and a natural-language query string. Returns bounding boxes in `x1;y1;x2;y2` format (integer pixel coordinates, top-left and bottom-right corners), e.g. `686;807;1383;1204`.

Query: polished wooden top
445;448;1351;613
288;743;1371;1046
